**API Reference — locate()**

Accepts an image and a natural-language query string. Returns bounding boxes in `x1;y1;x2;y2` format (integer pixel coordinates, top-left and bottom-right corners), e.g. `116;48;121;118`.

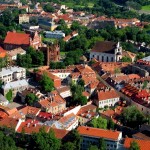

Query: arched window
107;56;109;62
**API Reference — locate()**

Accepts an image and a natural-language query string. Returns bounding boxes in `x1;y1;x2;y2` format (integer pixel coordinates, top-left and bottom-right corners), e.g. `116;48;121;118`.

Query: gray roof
0;94;9;103
0;66;25;77
2;79;28;90
142;55;150;62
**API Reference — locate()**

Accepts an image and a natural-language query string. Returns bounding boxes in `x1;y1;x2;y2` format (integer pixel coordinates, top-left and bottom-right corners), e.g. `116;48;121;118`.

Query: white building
0;66;26;83
56;86;71;98
90;41;122;62
2;79;29;97
94;89;120;108
19;14;29;24
78;126;122;150
50;69;71;80
44;30;65;39
52;113;78;131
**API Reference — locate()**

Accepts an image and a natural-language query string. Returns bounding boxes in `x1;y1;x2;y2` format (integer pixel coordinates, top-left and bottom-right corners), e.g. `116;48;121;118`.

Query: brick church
3;31;42;50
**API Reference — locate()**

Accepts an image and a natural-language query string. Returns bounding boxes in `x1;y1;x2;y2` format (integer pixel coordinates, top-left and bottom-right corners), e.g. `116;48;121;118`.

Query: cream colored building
0;66;26;83
19;14;29;24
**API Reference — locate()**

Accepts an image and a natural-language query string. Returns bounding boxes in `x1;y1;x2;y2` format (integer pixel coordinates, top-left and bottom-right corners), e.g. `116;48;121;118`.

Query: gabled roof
77;126;121;141
9;106;41;119
91;41;117;53
0;117;19;129
17;119;50;134
4;32;30;45
124;138;150;150
97;89;120;101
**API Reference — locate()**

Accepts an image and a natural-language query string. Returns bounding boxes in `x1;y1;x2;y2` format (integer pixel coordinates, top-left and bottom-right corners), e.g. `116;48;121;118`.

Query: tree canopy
32;128;61;150
129;141;140;150
25;93;38;106
89;117;108;129
40;73;54;92
6;89;13;102
0;131;17;150
120;106;147;128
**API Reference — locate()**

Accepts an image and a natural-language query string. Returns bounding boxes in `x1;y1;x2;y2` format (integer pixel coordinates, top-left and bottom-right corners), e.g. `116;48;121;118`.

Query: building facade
94;89;120;108
90;41;122;62
44;31;65;39
77;126;122;150
0;66;26;83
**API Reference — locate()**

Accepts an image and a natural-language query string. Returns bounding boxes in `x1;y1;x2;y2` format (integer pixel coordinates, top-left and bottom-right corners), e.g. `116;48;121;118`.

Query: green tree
114;68;121;74
107;119;115;130
40;73;54;92
68;130;82;150
62;142;75;150
43;4;55;12
6;89;13;102
129;141;140;150
89;117;107;129
35;51;44;66
121;106;147;128
71;21;81;31
79;95;88;106
32;128;61;150
121;56;132;62
0;131;17;150
78;79;85;87
136;52;145;60
25;93;38;106
99;138;106;150
88;145;99;150
142;80;148;89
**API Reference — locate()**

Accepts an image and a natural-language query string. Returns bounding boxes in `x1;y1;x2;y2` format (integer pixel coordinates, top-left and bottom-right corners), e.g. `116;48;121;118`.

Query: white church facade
90;41;122;62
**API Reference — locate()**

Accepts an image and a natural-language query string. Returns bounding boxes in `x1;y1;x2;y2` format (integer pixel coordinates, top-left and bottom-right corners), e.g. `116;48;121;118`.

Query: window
102;56;104;62
107;56;109;62
97;55;99;60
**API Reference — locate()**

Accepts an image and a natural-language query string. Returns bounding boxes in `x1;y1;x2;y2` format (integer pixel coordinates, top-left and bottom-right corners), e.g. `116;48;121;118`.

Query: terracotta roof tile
9;106;41;119
124;138;150;150
98;89;120;101
77;126;121;141
0;117;19;129
4;32;30;45
52;128;69;139
17;119;50;134
0;47;6;58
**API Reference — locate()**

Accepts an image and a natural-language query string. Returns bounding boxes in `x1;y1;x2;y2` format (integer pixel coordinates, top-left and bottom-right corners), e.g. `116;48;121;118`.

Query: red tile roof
4;32;30;45
52;128;69;139
124;138;150;150
98;89;120;101
77;126;121;141
9;106;41;119
0;117;19;129
0;47;6;58
38;112;52;119
17;119;50;134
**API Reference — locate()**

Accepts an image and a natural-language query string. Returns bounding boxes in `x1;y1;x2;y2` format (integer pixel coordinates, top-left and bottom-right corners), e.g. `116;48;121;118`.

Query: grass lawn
61;2;94;8
142;5;150;11
42;38;57;43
